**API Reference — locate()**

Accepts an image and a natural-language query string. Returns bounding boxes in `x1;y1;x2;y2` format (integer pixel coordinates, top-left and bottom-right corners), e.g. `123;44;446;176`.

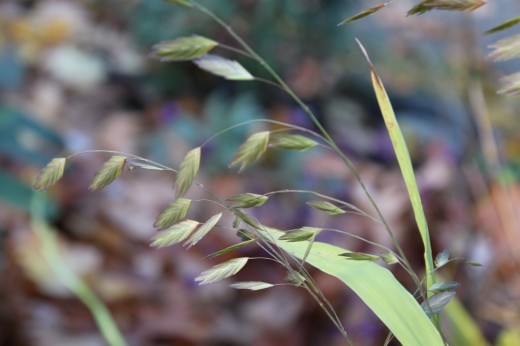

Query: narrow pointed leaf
195;257;249;285
185;213;222;247
150;219;199;248
266;227;443;345
229;131;270;172
151;36;217;62
428;281;460;293
154;198;191;229
279;227;320;242
207;239;255;258
90;156;126;190
338;3;387;26
435;249;449;268
270;134;318;151
357;40;435;288
421;291;456;317
230;281;273;291
381;251;399;265
340;252;380;261
175;147;201;197
485;17;520;35
226;193;268;208
164;0;192;7
33;158;66;191
194;54;254;81
306;200;345;215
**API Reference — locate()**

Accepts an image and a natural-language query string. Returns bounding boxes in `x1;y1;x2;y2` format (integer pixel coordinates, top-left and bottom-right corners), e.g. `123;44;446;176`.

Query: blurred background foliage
1;0;520;345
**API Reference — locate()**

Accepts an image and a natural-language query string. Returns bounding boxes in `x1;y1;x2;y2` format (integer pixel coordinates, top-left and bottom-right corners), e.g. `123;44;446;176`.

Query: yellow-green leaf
151;36;217;62
226;193;268;208
229;131;270;172
266;228;444;345
306;200;345;215
90;156;126;190
485;16;520;35
195;257;249;285
185;212;222;248
33;158;66;191
357;41;435;288
270;134;318;151
154;198;191;229
444;297;489;346
175;147;201;197
150;219;199;248
338;3;387;26
194;54;254;81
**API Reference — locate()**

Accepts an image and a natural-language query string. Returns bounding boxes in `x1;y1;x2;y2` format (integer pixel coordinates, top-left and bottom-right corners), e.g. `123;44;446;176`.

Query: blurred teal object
0;46;24;90
0;107;63;165
0;171;57;217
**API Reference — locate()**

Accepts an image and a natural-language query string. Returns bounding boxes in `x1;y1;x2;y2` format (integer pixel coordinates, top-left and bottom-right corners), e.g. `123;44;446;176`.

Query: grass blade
357;40;435;289
267;227;443;345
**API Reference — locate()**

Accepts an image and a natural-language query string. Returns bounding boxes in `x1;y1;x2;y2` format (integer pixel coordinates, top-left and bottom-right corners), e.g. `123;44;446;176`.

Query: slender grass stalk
190;0;425;297
30;194;127;346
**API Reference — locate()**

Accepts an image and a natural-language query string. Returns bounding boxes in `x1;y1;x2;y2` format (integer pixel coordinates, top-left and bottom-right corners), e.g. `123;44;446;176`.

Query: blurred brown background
1;0;520;345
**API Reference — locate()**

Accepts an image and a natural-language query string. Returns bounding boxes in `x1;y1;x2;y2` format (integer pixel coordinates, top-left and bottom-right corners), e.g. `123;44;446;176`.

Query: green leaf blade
175;147;201;197
357;41;435;288
195;257;249;285
154;198;191;229
151;35;217;62
185;212;222;247
267;228;444;346
90;156;126;190
229;131;270;172
150;220;199;248
33;158;66;191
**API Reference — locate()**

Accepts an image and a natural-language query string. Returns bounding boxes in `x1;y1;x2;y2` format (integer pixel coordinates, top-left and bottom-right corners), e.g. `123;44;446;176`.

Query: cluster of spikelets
339;0;520;95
